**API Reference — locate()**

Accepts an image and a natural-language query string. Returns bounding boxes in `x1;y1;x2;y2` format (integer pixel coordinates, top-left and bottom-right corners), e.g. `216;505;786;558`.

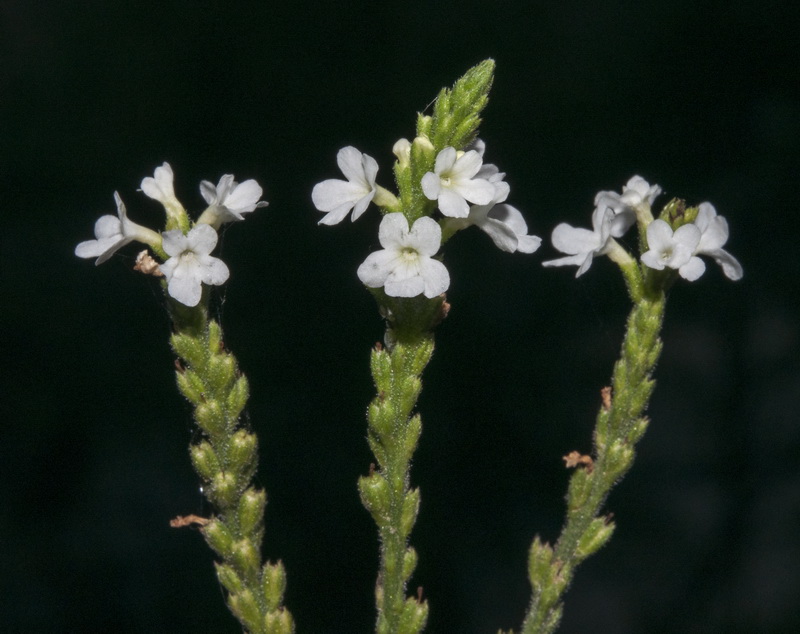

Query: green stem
168;296;294;634
359;319;435;634
522;286;665;634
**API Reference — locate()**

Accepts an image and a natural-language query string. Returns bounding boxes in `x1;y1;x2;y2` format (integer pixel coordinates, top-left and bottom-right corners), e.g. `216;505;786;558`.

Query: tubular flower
542;206;619;277
140;162;186;221
75;192;161;265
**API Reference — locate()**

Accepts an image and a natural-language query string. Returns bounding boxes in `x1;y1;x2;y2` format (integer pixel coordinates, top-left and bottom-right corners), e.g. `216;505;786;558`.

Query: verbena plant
76;60;741;634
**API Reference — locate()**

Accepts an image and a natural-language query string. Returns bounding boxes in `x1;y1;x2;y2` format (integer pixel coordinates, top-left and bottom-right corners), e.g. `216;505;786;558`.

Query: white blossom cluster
76;163;268;306
312;140;541;299
543;175;742;281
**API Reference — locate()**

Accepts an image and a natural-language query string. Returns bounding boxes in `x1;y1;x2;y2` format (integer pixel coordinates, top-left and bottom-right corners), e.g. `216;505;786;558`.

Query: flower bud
232;539;260;575
238;488;266;536
576;517;615;560
195;400;225;436
528;536;555;591
403;547;418;581
176;369;205;404
401;487;420;538
358;474;390;526
228;589;261;633
229;429;258;476
170;332;205;368
203;519;234;558
227;375;249;419
208;354;236;392
190;441;220;481
399;595;428;634
215;562;244;595
264;608;294;634
262;561;287;611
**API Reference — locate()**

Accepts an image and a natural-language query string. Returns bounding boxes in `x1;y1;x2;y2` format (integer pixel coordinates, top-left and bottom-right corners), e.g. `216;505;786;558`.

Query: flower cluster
76;163;268;306
312;140;540;298
543;175;742;281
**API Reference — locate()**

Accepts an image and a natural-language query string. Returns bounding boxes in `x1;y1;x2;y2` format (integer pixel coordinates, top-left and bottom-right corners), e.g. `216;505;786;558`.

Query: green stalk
168;296;294;634
358;293;448;634
521;259;668;634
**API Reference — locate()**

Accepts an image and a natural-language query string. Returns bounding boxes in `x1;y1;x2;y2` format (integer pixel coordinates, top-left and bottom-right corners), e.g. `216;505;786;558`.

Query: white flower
421;147;496;218
594;175;662;236
357;213;449;298
75;192;161;265
691;202;743;280
140;162;185;219
640;219;702;279
467;139;507;183
312;146;378;225
159;224;230;307
197;174;268;227
542;206;618;276
444;183;541;254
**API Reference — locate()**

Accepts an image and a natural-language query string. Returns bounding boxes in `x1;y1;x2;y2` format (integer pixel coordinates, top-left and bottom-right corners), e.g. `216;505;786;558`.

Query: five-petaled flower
444;182;541;254
542;205;620;276
160;224;230;307
594;175;662;234
640;220;702;280
421;147;496;218
197;174;268;227
357;213;449;298
312;146;378;225
75;192;161;265
691;202;743;281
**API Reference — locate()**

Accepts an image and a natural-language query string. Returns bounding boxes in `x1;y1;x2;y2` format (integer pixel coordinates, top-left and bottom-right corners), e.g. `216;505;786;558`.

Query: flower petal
433;147;457;174
377;213;410;250
479;217;519;253
337;146;368;183
708;248;743;280
407;216;442;257
418;258;450;297
357;250;398;288
421;172;441;200
186;223;219;256
551;224;599;256
450;177;495;206
437;189;470;218
679;256;706;281
312;179;366;212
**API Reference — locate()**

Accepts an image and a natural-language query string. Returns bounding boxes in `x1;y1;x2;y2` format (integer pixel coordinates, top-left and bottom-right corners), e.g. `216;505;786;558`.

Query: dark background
3;1;799;632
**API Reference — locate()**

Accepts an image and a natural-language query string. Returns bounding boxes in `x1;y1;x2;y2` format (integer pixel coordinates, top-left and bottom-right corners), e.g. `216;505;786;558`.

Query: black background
3;1;799;632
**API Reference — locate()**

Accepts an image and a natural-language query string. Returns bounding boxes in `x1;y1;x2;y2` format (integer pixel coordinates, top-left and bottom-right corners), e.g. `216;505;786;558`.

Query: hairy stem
522;285;665;634
169;298;293;634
